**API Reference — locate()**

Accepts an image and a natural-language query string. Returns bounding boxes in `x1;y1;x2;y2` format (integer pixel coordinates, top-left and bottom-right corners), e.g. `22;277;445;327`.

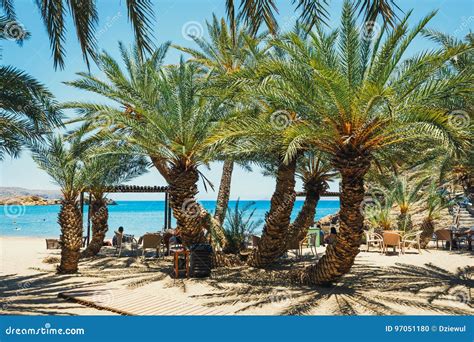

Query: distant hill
0;187;61;200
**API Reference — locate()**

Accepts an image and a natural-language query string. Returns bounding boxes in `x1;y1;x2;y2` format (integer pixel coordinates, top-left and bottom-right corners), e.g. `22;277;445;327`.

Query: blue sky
0;0;473;200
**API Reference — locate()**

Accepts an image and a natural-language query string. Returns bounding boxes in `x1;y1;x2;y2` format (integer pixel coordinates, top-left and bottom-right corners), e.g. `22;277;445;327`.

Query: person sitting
324;227;337;245
163;229;183;255
112;226;124;246
112;226;135;246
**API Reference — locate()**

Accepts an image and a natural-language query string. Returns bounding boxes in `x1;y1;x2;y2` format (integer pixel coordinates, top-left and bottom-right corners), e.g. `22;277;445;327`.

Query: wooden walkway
58;287;230;316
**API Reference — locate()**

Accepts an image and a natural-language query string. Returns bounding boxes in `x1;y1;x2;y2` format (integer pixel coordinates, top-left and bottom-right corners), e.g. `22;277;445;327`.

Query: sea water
0;200;339;239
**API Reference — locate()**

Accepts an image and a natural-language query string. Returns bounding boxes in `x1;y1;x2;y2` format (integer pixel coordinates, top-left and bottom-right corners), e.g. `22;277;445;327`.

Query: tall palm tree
65;46;228;248
208;106;303;267
81;147;149;257
0;0;155;69
0;66;62;160
285;151;337;250
176;15;266;227
246;2;471;284
226;0;402;35
423;31;474;202
30;134;86;273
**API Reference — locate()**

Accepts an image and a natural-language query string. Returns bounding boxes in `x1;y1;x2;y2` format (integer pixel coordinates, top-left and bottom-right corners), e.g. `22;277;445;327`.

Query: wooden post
167;194;172;229
86;193;91;246
164;192;168;231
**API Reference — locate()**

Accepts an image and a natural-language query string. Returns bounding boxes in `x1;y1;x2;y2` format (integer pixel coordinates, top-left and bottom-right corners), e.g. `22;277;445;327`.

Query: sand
0;236;472;315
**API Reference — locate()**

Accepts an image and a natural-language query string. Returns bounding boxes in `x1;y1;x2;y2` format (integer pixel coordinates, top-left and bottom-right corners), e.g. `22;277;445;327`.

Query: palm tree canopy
228;1;472;168
29;133;86;200
65;44;228;175
227;0;402;35
175;15;267;77
0;66;63;160
0;0;155;69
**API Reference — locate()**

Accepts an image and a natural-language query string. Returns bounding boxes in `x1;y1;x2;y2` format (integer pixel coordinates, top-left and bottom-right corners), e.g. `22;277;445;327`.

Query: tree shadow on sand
192;262;473;315
0;254;173;315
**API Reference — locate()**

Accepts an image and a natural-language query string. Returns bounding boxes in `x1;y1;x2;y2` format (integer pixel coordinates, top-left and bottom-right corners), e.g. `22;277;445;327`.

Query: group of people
111;226;183;254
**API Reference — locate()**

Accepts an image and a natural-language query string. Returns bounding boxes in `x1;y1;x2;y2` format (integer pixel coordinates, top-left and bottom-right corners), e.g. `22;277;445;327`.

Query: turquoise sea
0;200;339;239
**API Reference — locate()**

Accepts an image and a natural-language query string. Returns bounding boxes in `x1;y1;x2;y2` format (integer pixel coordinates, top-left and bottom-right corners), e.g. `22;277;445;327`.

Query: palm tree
0;0;155;69
222;199;263;254
208;106;303;267
176;15;266;227
246;1;472;284
0;66;62;160
30;134;85;273
65;46;228;248
389;176;426;231
81;148;148;257
420;181;451;248
285;151;337;250
226;0;402;35
423;31;474;202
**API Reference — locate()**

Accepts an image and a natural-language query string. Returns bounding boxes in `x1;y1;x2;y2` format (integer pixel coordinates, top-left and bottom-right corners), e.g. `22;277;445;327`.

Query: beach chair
364;231;383;252
45;239;60;249
287;237;303;258
382;231;402;255
306;233;319;257
115;231;138;257
140;233;165;258
401;230;422;254
434;229;453;250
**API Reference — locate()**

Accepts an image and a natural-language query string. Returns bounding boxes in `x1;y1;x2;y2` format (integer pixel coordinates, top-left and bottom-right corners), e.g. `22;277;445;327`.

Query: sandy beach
1;236;472;316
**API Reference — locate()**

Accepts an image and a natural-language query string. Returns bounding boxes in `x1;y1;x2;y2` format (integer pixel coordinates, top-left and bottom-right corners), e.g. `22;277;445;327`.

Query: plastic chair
382;231;402;255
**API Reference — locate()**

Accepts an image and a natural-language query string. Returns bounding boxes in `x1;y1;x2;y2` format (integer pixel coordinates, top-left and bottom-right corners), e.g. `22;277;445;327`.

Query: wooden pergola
295;191;341;197
80;185;171;246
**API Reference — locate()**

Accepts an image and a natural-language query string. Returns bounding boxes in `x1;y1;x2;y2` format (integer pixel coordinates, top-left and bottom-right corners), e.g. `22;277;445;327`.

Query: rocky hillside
0;195;61;206
0;187;61;199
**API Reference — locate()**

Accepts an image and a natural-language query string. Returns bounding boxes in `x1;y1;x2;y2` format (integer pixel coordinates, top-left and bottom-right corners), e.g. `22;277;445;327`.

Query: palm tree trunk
81;196;108;257
167;164;227;248
420;217;434;249
247;157;298;268
285;184;322;250
214;160;234;226
291;156;370;285
57;199;83;274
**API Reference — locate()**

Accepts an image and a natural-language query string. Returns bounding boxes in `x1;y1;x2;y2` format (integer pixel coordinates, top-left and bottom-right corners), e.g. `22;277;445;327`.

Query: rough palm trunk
285;183;322;251
397;212;413;231
291;154;370;285
247;157;298;268
57;199;83;274
420;217;434;249
214;160;234;226
81;196;108;257
167;164;227;248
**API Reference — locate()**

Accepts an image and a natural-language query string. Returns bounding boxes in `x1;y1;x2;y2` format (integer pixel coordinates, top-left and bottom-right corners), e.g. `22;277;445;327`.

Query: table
173;249;190;278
